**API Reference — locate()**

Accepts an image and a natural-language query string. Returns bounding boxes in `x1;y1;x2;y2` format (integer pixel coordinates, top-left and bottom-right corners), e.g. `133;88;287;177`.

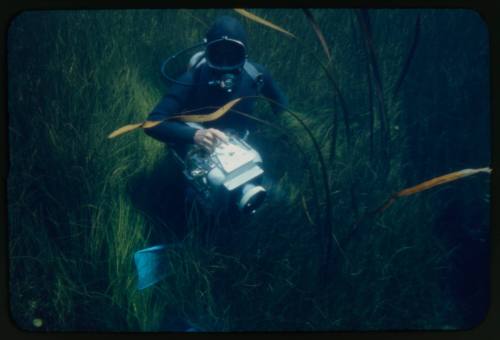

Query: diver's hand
193;128;229;152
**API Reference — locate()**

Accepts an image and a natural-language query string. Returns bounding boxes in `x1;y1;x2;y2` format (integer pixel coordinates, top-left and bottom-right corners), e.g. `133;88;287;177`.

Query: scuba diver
145;15;288;214
140;15;288;247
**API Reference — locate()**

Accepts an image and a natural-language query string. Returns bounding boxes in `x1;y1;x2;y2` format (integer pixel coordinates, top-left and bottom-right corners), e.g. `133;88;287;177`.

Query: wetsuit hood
205;15;247;46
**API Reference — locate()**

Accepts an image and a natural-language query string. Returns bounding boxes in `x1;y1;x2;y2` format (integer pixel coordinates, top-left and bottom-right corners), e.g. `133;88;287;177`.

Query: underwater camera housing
182;128;266;214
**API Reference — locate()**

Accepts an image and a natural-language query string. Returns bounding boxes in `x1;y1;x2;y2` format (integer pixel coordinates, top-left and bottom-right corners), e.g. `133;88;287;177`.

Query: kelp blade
107;123;143;139
234;9;296;38
396;167;492;197
171;98;241;123
108;98;242;138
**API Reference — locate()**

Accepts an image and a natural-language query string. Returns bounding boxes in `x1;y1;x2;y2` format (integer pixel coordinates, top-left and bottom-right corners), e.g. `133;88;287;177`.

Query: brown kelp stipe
301;8;339;162
347;167;492;243
393;14;421;96
355;9;390;174
302;9;331;62
301;8;360;274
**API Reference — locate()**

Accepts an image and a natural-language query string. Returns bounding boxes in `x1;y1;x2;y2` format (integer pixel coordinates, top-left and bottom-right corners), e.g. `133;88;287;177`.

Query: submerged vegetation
8;9;490;331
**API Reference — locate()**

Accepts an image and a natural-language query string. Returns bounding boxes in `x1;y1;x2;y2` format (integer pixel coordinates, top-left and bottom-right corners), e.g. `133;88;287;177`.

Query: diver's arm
144;72;198;144
145;100;197;144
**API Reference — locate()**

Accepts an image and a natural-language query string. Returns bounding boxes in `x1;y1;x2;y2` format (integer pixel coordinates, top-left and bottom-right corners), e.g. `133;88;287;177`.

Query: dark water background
7;9;490;331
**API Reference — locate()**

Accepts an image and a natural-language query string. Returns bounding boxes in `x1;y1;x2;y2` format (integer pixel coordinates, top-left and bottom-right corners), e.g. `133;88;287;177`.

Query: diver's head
204;16;248;72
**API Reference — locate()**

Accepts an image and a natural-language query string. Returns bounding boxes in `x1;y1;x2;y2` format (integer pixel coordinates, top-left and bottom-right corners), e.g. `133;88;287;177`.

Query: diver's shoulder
172;66;203;86
247;61;268;73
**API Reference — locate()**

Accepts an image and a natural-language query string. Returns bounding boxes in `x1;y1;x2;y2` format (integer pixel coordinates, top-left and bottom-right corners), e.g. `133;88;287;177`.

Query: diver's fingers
201;137;214;152
203;130;219;145
194;129;215;152
203;130;214;142
202;137;214;148
208;129;229;143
